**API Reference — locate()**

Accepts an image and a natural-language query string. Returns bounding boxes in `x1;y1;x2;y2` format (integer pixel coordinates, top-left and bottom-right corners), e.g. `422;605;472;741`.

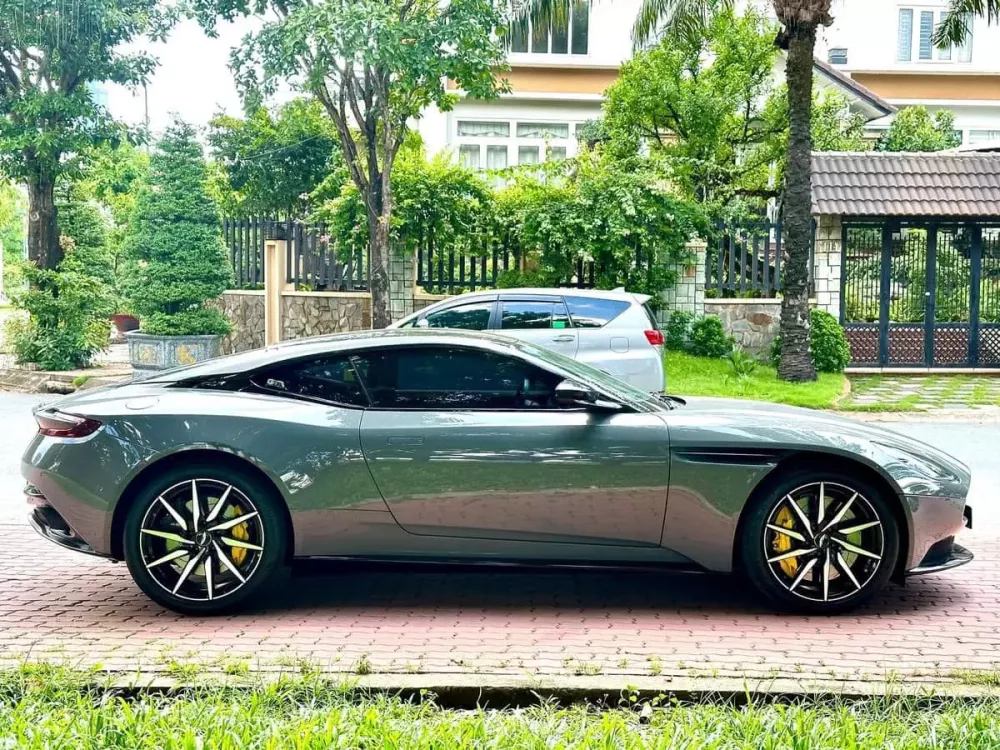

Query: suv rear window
564;296;630;328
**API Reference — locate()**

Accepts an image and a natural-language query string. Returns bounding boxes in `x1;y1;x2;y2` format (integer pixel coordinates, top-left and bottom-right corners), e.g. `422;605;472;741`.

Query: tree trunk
27;177;62;270
777;23;818;383
369;214;392;329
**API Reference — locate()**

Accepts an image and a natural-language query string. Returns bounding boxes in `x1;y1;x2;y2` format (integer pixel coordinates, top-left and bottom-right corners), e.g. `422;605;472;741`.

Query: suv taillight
35;411;102;438
644;329;664;346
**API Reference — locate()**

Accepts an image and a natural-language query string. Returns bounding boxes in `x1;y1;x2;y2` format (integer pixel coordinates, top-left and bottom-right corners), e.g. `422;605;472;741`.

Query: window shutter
918;10;934;60
897;9;913;62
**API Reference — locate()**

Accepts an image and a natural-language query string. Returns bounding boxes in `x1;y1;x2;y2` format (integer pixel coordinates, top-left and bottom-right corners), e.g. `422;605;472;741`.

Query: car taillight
35;411;102;438
644;329;664;346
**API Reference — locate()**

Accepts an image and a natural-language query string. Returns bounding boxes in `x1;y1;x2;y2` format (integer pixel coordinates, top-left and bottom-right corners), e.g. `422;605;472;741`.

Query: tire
123;463;288;615
739;467;900;615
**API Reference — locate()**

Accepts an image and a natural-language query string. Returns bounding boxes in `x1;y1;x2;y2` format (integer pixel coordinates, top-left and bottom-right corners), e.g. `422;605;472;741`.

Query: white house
817;0;1000;144
417;0;896;166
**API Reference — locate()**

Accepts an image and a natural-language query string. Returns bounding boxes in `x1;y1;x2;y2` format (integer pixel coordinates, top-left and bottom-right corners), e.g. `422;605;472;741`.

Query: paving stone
0;522;994;683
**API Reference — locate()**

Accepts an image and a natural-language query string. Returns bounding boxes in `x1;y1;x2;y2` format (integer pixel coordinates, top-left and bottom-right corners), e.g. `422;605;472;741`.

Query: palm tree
934;2;994;47
515;0;828;381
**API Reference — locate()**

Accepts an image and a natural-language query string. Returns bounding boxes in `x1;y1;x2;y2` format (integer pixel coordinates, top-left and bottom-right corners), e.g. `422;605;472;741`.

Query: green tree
810;91;869;151
599;0;831;381
194;0;508;328
603;9;784;209
876;106;961;152
208;99;341;218
122;121;232;337
0;181;23;273
0;0;170;270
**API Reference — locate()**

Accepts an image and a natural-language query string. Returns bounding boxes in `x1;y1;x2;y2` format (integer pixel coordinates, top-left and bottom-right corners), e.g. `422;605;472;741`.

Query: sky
103;17;262;135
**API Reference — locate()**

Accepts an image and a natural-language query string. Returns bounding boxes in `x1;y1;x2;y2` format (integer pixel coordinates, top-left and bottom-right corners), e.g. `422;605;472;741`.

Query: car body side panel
359;410;672;546
22;389;388;557
659;397;971;572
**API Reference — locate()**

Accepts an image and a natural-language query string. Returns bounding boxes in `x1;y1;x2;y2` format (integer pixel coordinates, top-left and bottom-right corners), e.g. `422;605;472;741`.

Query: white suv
391;288;665;392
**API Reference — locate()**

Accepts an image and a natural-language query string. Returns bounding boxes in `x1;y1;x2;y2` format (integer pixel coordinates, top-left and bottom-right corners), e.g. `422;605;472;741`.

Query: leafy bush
770;309;851;373
689;315;734;358
725;345;758;378
809;309;851;372
6;266;112;370
122;120;232;337
665;310;694;351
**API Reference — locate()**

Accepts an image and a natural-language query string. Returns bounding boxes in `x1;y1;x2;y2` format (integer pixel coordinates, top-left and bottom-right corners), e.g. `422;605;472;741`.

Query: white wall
507;0;644;69
819;0;1000;75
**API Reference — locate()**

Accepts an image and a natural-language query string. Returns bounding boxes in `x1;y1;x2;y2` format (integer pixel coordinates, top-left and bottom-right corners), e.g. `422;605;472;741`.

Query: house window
510;0;590;55
518;146;540;165
457;121;510;137
828;48;848;64
517;122;571;139
458;145;480;170
897;7;972;63
969;130;1000;144
486;145;508;169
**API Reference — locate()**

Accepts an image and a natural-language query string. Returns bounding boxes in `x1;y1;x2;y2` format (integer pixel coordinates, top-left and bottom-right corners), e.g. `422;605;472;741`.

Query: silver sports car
22;330;973;615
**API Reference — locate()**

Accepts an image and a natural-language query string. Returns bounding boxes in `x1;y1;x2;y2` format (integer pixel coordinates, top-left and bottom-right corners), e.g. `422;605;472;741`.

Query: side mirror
554;380;622;412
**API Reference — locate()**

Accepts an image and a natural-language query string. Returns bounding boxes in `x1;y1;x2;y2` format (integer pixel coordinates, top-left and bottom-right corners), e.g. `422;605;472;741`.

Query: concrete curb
0;367;131;394
98;671;1000;704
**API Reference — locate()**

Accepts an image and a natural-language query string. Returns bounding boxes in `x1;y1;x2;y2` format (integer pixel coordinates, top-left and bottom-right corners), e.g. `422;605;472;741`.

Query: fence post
264;228;290;346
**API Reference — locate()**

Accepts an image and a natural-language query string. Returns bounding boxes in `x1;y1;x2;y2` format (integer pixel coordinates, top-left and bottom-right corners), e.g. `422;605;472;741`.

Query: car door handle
552;335;575;342
387;436;424;446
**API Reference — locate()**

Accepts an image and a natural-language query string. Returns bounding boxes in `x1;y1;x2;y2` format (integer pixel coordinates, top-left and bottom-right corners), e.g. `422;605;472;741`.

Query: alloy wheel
763;481;885;604
138;478;265;602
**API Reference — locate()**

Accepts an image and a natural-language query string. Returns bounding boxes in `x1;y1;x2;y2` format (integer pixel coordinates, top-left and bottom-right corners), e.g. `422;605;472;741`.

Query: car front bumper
906;504;974;577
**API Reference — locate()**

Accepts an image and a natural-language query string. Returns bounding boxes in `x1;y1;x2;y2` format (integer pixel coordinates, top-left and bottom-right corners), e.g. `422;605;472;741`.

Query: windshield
505;338;669;412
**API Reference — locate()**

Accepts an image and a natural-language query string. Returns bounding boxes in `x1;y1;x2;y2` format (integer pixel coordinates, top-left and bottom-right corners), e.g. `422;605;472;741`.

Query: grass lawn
4;667;1000;748
665;351;847;410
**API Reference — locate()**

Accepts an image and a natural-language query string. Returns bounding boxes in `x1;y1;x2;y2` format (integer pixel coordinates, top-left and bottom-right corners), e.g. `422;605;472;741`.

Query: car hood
667;396;970;499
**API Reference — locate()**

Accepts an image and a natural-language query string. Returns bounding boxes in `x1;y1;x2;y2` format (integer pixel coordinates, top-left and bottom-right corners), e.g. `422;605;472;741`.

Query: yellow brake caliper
772;506;798;578
229;504;249;566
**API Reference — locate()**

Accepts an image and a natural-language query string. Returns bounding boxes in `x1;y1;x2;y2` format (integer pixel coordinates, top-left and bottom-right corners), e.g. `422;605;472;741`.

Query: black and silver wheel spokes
139;479;265;602
763;481;884;603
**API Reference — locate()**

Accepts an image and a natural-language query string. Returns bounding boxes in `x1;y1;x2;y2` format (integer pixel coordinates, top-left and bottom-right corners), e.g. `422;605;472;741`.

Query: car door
419;298;496;330
563;294;639;384
494;296;579;358
356;343;670;547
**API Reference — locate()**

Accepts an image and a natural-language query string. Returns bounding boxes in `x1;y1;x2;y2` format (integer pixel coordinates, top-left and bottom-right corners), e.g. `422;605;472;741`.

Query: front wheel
740;469;900;614
123;464;288;615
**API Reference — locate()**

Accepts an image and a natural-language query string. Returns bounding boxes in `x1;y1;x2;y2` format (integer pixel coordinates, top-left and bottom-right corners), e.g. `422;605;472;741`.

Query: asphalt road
0;390;997;527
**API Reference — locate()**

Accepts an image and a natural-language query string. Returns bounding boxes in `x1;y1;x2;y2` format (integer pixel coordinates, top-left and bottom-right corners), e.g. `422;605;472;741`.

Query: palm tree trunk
778;23;818;382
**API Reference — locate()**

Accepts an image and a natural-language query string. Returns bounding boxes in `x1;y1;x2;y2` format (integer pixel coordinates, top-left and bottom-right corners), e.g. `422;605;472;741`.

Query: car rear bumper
25;483;109;559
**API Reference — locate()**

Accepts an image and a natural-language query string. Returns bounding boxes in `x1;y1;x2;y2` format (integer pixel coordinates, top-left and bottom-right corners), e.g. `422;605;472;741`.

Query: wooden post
264;239;288;346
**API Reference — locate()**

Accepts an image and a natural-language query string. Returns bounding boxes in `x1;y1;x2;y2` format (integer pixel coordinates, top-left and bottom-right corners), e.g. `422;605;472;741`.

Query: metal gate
841;220;1000;367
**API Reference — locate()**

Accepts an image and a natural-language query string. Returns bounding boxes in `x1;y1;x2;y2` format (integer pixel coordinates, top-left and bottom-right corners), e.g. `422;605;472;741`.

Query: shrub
770;309;851;373
689;315;734;358
122;119;232;337
6;266;112;370
664;310;694;351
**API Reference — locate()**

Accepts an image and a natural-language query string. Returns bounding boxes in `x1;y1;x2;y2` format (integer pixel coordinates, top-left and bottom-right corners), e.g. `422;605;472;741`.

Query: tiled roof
812;152;1000;217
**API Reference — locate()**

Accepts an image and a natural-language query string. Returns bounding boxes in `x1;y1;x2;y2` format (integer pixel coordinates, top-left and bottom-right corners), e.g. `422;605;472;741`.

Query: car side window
251;356;368;407
354;346;561;410
500;300;571;330
423;302;492;330
564;296;630;328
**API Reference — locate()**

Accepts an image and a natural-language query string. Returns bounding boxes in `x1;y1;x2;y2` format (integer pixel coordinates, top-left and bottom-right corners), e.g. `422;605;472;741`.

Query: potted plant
122;119;233;376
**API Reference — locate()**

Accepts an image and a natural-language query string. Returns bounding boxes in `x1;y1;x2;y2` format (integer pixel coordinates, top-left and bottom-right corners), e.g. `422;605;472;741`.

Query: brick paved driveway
1;392;998;687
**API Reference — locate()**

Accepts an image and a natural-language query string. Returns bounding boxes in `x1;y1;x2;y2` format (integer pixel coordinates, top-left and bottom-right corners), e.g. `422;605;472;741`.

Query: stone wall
281;292;371;341
813;214;842;317
414;292;448;313
657;242;707;324
703;299;782;355
213;291;265;355
215;290;371;354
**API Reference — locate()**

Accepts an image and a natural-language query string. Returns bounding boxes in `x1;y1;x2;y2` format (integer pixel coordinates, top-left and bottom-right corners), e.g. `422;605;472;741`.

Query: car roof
141;329;534;383
452;288;644;301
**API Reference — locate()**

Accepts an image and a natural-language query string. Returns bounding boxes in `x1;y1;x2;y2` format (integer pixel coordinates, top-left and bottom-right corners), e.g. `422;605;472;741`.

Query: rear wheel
740;469;900;614
123;464;288;615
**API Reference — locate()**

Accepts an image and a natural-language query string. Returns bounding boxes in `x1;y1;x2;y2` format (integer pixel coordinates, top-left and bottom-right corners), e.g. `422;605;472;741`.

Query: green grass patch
665;352;847;410
5;667;1000;748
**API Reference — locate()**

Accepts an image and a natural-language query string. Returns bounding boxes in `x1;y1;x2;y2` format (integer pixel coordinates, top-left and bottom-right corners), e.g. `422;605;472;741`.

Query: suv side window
251;355;368;407
500;300;571;330
564;296;630;328
355;346;561;410
423;302;493;330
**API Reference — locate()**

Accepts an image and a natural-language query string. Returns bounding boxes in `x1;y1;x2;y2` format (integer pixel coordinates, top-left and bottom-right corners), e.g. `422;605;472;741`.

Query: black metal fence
224;218;369;291
705;220;814;298
416;244;598;292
